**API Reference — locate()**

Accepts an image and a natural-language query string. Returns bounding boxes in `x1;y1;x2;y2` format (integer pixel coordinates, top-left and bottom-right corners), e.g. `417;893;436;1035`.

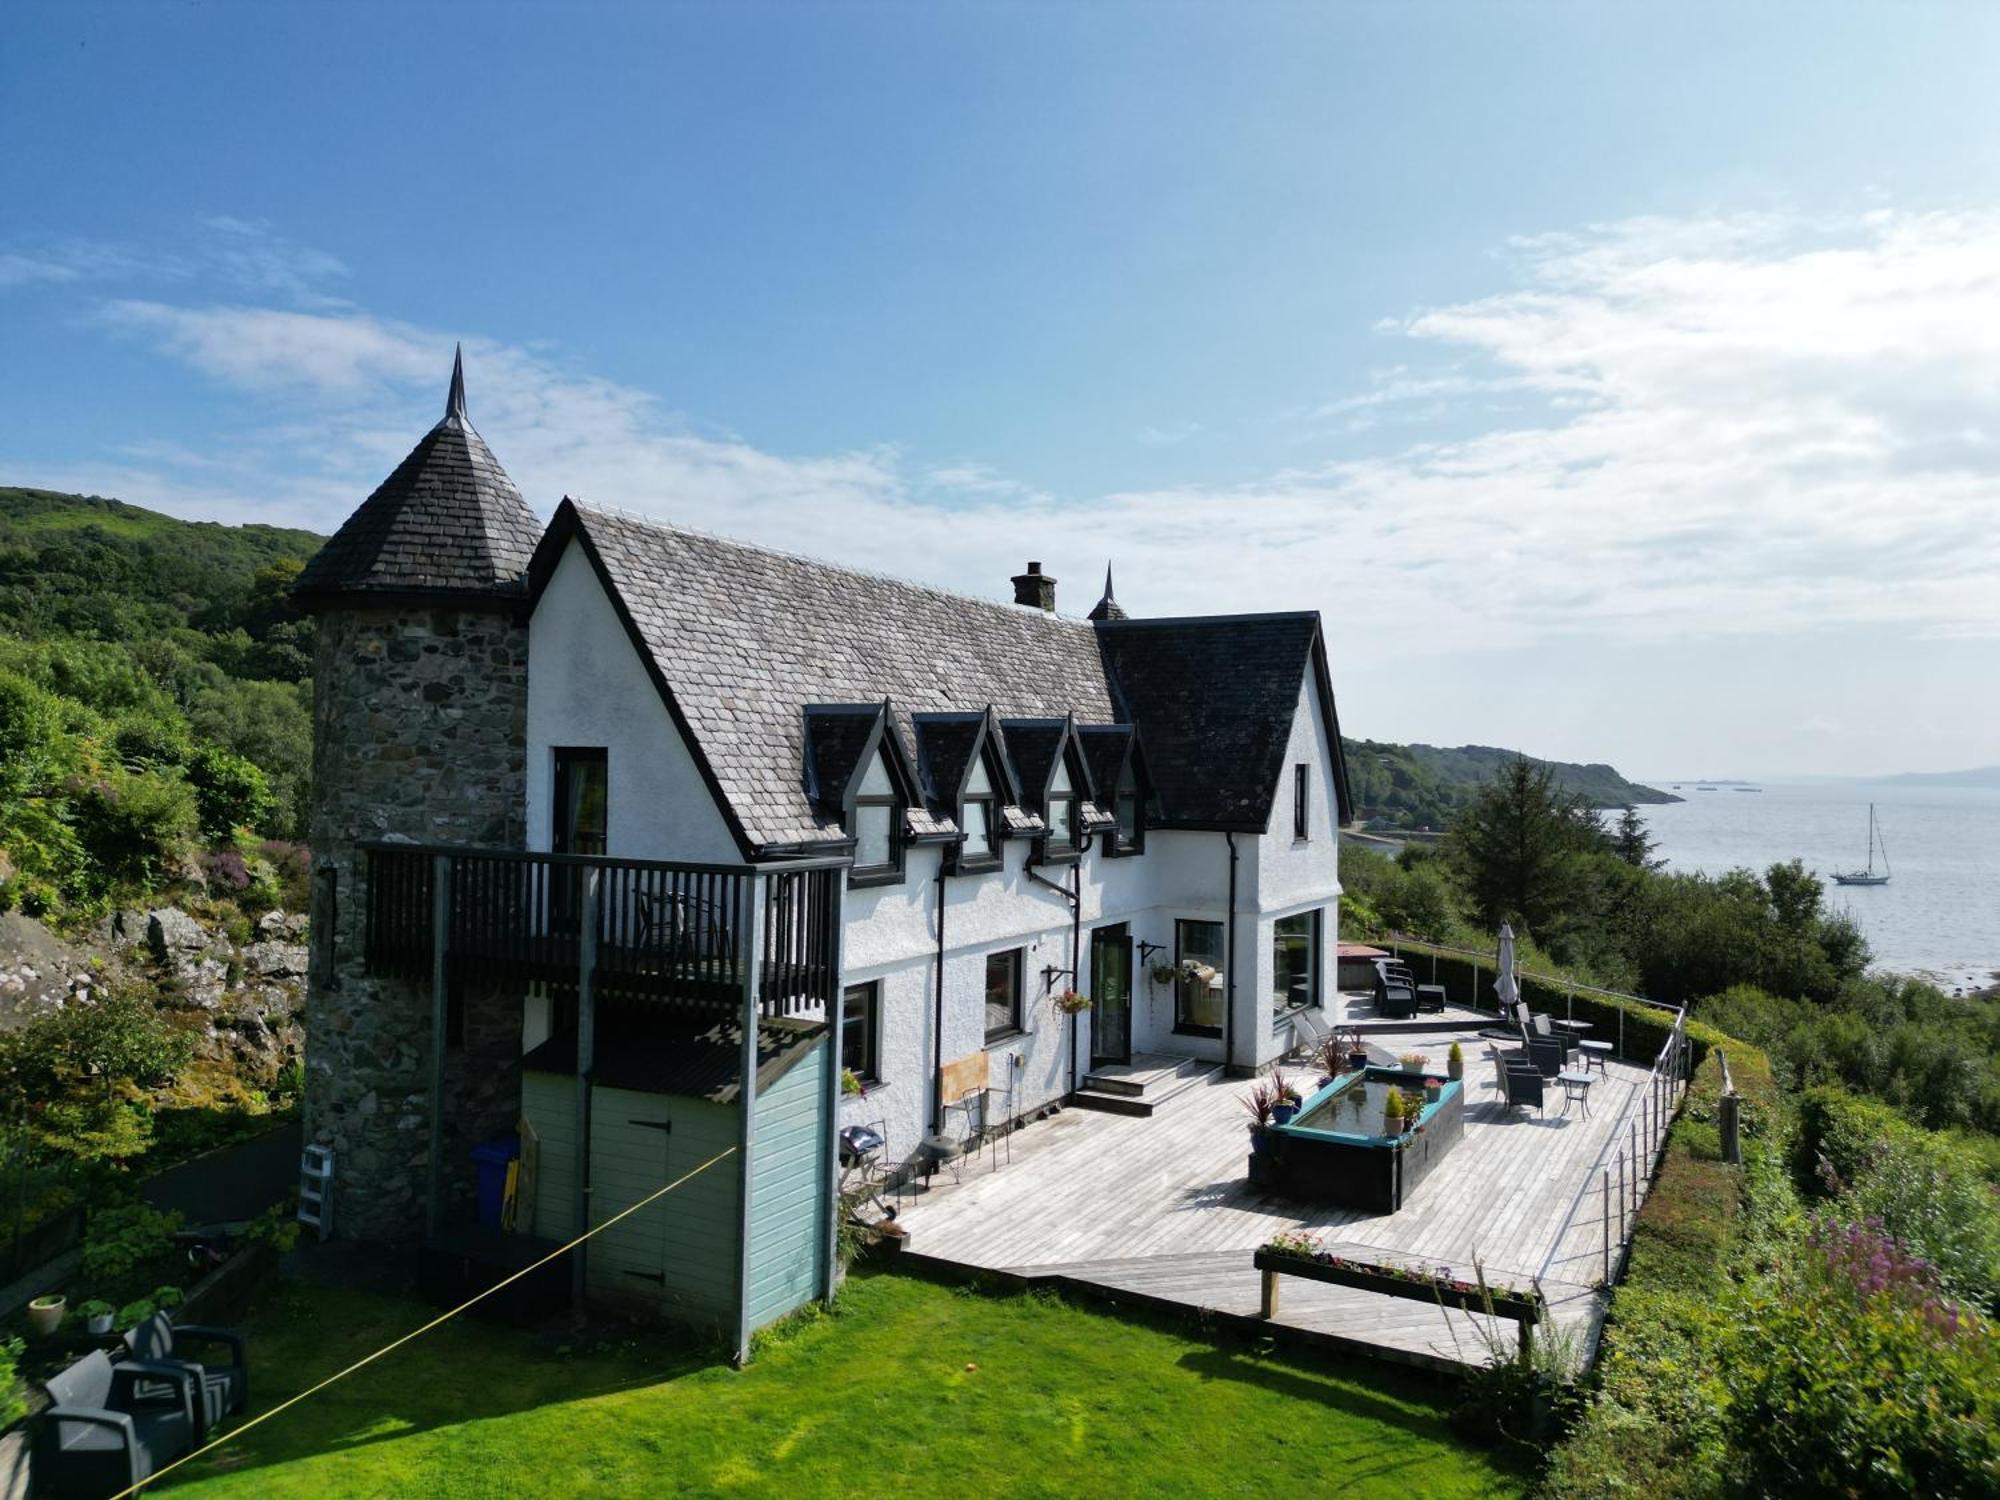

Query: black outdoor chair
34;1348;198;1499
1530;1012;1579;1065
124;1311;248;1438
1487;1048;1545;1116
1374;968;1418;1019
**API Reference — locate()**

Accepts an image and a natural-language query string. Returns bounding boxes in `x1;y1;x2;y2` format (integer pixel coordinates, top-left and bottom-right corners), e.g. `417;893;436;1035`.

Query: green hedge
1382;936;1701;1067
1542;1040;1790;1497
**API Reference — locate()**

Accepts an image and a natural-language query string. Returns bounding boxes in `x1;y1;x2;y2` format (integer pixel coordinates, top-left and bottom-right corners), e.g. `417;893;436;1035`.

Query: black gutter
931;852;948;1133
1225;832;1240;1072
1026;861;1085;1095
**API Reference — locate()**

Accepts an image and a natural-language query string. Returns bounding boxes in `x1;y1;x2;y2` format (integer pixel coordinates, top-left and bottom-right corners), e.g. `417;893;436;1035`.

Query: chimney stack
1011;561;1056;612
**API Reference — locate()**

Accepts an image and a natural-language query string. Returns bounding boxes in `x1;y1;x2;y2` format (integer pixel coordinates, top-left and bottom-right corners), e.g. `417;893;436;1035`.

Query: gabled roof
294;348;543;608
911;708;1022;815
1096;613;1352;828
528;500;1350;854
1075;724;1139;805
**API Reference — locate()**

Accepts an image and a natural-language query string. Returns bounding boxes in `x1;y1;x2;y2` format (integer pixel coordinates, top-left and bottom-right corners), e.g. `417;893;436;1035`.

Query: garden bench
33;1347;198;1499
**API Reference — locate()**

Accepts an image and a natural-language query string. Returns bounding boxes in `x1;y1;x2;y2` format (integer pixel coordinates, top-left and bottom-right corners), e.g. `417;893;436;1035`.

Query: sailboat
1831;804;1891;886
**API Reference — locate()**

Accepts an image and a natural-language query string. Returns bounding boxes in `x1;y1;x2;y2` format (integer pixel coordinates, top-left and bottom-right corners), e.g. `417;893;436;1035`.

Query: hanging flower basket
1053;988;1091;1015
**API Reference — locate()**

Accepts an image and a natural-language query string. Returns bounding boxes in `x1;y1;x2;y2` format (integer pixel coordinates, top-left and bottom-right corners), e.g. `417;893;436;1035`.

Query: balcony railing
363;844;843;1017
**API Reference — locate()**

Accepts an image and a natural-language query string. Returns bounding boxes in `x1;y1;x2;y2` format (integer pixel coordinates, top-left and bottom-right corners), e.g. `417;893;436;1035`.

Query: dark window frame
1172;917;1226;1038
1106;754;1146;857
552;746;608;856
1037;746;1086;865
840;980;882;1085
953;747;1004;875
1272;907;1322;1018
847;747;906;889
984;947;1025;1044
1293;762;1311;841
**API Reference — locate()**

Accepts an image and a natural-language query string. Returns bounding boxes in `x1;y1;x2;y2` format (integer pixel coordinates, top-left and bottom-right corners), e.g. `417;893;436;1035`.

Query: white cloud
19;208;2000;672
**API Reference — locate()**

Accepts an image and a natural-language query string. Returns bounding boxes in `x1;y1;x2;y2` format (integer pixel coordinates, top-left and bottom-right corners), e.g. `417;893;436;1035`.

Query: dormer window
850;749;902;881
960;754;999;867
1046;756;1079;851
1114;760;1141;853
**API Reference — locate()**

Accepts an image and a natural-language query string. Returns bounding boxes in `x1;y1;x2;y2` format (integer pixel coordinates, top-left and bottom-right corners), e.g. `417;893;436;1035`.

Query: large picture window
841;981;880;1084
1175;918;1225;1035
1273;909;1321;1015
985;949;1023;1042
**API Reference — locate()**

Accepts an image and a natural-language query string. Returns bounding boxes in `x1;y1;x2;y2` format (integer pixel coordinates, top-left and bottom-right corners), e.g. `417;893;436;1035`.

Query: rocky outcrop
0;902;307;1084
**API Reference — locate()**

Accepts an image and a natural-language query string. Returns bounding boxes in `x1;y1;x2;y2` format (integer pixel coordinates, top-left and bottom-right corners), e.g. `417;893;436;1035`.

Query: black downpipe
1225;833;1240;1072
1069;862;1082;1095
931;852;947;1133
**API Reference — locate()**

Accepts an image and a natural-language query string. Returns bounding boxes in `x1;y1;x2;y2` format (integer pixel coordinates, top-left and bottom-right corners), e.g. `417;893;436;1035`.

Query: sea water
1633;780;2000;994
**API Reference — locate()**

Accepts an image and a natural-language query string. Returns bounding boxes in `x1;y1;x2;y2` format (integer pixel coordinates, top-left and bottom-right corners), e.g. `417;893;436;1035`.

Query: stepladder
298;1143;335;1241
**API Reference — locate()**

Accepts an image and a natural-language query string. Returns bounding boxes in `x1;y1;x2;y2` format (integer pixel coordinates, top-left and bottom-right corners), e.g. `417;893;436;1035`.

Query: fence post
1617;1003;1625;1062
1601;1169;1611;1282
1618;1150;1627;1239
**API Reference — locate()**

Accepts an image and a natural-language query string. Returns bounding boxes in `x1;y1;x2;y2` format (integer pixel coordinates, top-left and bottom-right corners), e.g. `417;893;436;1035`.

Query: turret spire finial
446;343;467;422
1088;561;1128;622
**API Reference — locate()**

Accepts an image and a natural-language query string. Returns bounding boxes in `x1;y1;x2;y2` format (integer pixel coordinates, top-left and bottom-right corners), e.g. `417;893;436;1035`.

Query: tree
1448;754;1596;942
1611;805;1662;871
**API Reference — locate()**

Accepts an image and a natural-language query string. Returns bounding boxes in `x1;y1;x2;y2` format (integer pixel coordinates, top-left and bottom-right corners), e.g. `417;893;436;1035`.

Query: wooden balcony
363;844;844;1018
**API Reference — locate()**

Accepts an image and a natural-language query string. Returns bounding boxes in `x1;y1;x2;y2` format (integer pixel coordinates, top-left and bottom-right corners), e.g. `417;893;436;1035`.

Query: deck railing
363;843;844;1017
1538;1005;1692;1289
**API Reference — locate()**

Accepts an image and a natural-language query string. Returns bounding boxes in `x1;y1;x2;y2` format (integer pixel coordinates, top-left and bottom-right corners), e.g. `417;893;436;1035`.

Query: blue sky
6;2;2000;777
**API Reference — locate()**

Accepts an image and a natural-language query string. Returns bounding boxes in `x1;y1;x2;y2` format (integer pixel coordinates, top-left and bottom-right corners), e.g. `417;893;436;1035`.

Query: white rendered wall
1238;670;1345;1067
525;539;740;864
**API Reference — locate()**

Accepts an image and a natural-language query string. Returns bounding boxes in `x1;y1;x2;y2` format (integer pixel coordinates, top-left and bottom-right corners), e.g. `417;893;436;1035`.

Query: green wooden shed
520;1011;832;1348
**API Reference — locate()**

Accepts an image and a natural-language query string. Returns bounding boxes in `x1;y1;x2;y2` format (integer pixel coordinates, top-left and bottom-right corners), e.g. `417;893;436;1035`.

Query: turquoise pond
1282;1067;1456;1145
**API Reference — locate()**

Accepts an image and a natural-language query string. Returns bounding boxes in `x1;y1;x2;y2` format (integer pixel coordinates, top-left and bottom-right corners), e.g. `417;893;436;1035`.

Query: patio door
1091;924;1133;1066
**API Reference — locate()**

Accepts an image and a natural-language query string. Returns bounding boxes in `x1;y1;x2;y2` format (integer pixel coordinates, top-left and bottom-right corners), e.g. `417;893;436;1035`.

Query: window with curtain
553;747;608;855
985;948;1023;1041
1175;918;1225;1034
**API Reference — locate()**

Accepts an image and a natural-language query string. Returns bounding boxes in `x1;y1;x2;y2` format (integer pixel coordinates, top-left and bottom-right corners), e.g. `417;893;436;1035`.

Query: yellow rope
108;1144;739;1499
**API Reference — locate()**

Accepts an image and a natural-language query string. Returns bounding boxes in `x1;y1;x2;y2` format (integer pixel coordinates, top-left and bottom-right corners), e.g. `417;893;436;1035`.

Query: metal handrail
1382;933;1683;1015
356;839;851;876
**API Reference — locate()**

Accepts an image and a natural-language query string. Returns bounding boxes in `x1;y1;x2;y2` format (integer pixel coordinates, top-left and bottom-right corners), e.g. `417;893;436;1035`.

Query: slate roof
534;501;1346;853
521;1012;824;1103
1096;613;1337;828
801;703;886;812
293;350;543;606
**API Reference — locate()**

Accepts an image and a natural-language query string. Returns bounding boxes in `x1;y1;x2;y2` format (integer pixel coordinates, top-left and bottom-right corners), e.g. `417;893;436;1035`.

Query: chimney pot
1011;561;1057;612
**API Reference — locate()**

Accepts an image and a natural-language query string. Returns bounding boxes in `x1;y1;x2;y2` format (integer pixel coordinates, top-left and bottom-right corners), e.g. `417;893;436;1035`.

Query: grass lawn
165;1268;1529;1498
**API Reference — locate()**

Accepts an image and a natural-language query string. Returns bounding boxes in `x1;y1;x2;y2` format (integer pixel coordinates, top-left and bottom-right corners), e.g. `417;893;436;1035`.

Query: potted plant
79;1299;116;1335
1446;1040;1465;1081
1242;1076;1281;1152
841;1067;865;1098
1381;1086;1406;1136
1271;1069;1303;1126
1398;1051;1427;1074
1053;988;1090;1016
27;1292;65;1337
1424;1077;1443;1105
1338;1026;1369;1072
1149;960;1179;987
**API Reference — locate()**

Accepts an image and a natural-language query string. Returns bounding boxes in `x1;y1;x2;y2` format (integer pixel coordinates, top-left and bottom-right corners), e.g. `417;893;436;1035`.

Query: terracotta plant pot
27;1294;65;1338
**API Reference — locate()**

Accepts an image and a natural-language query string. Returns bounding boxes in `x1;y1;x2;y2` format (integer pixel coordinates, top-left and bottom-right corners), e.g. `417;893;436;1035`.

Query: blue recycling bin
470;1134;520;1231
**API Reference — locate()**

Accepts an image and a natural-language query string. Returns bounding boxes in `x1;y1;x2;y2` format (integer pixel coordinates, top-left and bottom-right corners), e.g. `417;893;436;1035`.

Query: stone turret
295;348;542;1241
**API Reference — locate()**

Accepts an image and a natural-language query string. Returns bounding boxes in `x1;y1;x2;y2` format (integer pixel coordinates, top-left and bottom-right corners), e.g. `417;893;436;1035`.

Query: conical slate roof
293;347;542;607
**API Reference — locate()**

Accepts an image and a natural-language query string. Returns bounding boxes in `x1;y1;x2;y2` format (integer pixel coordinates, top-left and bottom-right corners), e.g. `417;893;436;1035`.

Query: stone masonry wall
304;604;529;1242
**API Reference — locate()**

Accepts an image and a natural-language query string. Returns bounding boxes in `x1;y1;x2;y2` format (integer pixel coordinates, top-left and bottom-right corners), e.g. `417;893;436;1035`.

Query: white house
518;498;1352;1159
295;355;1351;1349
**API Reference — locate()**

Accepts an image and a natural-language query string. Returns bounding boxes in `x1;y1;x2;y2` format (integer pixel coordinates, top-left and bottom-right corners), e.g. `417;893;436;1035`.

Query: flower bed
1254;1236;1543;1324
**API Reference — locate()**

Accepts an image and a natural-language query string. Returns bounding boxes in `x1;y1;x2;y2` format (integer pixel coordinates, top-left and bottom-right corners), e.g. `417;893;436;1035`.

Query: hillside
1341;737;1676;830
3;485;1672;854
1884;764;2000;788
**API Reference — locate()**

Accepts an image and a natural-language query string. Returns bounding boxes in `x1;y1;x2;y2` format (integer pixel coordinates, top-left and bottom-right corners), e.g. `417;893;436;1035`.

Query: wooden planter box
1246;1069;1464;1212
1250;1249;1543;1324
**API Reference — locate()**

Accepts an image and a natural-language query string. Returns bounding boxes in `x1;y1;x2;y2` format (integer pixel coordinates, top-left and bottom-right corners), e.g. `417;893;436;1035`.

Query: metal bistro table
1550;1018;1594;1038
1556;1071;1595;1118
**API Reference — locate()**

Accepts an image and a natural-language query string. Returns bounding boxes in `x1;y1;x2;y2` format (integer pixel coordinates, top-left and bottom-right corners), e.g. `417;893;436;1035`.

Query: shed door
591;1109;672;1302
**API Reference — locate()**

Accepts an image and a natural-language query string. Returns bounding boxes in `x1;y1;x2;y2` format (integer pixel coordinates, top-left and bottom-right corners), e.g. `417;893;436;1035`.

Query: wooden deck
893;1024;1653;1374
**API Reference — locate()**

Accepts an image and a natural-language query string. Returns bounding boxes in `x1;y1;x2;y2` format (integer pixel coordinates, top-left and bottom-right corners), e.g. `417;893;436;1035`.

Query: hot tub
1247;1065;1464;1212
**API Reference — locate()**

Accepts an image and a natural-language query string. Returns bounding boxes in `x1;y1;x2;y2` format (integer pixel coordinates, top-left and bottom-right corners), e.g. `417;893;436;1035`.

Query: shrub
1722;1222;2000;1497
70;765;199;891
81;1201;185;1284
186;742;275;840
0;1336;24;1429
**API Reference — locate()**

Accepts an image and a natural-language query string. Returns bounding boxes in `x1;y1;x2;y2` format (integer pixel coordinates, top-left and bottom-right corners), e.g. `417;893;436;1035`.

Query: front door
1091;924;1133;1066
